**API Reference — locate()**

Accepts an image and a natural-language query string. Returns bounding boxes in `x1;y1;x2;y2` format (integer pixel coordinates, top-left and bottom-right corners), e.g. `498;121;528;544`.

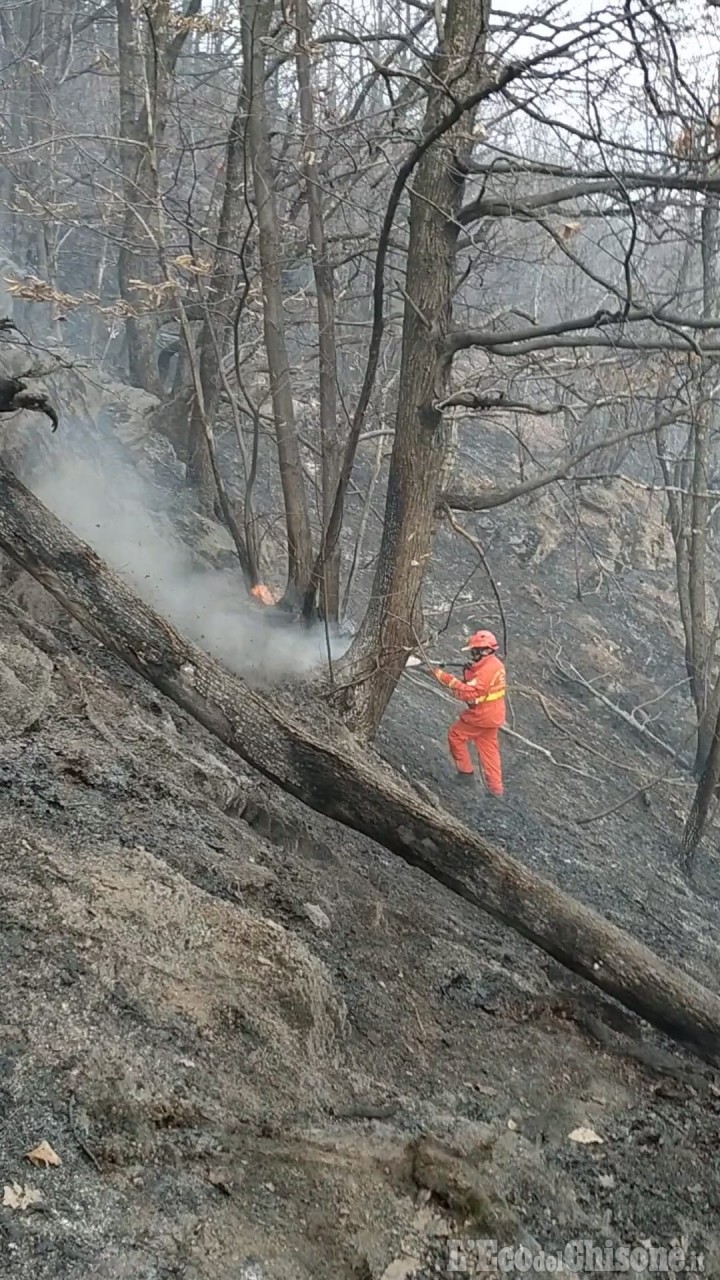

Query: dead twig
68;1094;101;1173
410;627;442;674
552;647;678;761
517;686;650;778
576;722;700;826
501;724;597;780
442;504;508;654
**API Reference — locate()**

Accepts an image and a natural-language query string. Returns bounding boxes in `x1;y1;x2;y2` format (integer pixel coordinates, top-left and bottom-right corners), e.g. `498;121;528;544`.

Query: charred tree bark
3;463;720;1063
241;0;313;605
115;0;200;397
294;0;341;622
657;395;720;781
689;193;720;774
340;0;490;736
0;377;59;431
656;191;720;780
681;702;720;869
187;95;246;517
115;0;164;397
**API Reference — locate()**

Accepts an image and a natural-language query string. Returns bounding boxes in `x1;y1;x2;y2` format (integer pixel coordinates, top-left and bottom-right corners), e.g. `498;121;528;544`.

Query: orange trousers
448;718;503;796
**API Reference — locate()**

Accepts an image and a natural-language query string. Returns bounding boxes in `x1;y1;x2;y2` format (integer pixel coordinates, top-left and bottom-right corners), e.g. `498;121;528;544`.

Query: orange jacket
434;653;506;728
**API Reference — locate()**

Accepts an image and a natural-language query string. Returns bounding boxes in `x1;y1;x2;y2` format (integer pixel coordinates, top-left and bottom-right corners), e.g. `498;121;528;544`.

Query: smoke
29;428;349;685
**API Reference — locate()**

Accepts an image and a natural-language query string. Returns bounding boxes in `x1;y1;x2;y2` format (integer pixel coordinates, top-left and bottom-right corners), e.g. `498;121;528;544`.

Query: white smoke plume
29;429;349;685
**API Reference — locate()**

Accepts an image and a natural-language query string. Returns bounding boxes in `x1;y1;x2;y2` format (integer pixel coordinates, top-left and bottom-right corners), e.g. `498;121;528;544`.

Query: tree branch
441;417;681;513
446;305;720;357
463;159;688;179
486;334;720;357
304;23;610;616
459;170;720;225
436;391;565;414
442;505;507;654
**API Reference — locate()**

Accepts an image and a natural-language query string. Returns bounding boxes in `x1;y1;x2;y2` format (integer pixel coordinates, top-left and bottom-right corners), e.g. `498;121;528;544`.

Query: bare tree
653;106;720;777
240;0;313;604
331;0;492;734
7;0;720;766
115;0;200;395
681;700;720;867
185;91;247;512
293;0;341;620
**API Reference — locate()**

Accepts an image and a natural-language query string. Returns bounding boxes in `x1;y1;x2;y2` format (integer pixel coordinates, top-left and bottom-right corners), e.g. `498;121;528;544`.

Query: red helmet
462;629;498;652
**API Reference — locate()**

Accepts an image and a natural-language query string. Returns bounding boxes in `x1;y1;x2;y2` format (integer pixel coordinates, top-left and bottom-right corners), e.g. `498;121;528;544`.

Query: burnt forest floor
2;463;720;1278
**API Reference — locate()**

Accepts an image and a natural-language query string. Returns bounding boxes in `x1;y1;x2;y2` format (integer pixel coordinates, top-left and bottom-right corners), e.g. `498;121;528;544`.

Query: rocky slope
1;595;720;1280
0;332;719;1277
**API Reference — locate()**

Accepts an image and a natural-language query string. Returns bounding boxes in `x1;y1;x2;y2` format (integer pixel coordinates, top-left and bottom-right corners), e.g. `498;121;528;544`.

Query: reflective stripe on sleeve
470;681;506;706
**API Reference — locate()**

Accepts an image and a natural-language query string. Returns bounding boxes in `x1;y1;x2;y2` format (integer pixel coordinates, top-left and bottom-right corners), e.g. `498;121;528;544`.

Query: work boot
454;772;475;785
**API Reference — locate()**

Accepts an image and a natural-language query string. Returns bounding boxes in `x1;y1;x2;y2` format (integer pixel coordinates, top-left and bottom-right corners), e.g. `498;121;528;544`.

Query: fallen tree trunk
2;462;720;1063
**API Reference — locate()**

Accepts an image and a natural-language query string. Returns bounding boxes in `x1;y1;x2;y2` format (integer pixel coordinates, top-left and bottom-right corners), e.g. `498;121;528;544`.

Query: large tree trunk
695;674;720;778
682;702;720;869
115;0;200;398
3;464;720;1063
657;194;720;779
689;194;718;773
187;96;246;516
0;0;68;336
294;0;341;622
676;691;717;870
340;0;490;736
241;0;314;605
115;0;165;397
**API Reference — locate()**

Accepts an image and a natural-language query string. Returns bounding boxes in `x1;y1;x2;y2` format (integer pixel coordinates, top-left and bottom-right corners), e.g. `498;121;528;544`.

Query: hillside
0;366;719;1278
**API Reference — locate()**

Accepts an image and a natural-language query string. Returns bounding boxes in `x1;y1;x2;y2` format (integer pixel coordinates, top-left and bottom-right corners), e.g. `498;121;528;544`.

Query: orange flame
250;583;278;606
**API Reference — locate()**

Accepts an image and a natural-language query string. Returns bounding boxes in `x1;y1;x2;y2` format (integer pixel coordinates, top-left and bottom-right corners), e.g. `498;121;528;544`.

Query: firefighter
433;630;506;797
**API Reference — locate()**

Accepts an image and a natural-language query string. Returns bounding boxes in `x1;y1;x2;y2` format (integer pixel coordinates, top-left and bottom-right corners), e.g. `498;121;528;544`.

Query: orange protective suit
434;654;506;796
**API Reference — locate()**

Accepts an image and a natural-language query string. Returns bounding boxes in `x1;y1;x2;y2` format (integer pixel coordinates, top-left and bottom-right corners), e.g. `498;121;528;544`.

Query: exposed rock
304;903;332;931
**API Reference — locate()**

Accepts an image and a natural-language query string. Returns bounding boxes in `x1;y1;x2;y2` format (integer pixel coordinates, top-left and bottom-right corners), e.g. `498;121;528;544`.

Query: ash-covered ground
0;368;719;1278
